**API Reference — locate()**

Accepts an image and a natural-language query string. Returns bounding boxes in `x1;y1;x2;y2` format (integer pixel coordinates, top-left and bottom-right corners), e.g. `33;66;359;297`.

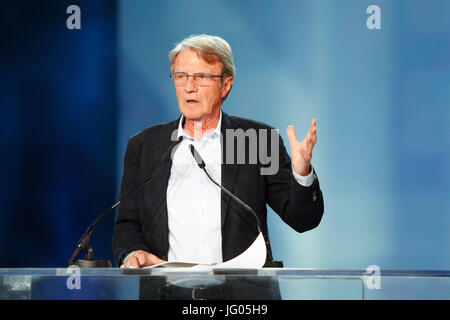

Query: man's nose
184;75;197;92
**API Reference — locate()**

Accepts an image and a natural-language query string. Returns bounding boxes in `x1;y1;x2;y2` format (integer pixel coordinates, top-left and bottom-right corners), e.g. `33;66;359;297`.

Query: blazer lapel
153;117;181;256
153;116;181;188
220;111;240;230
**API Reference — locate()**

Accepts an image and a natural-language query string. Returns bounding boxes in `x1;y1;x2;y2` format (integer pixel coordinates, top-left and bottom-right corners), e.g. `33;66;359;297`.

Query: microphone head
189;144;206;169
161;136;184;163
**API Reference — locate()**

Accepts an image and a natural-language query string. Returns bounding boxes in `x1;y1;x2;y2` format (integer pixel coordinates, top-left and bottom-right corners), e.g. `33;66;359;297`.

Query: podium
0;268;449;300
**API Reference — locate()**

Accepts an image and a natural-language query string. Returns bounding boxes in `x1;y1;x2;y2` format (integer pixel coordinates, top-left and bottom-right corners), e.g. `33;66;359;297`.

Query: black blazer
112;112;324;266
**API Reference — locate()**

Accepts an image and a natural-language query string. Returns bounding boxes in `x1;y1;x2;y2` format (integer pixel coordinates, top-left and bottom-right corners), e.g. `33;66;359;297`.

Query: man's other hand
120;250;166;268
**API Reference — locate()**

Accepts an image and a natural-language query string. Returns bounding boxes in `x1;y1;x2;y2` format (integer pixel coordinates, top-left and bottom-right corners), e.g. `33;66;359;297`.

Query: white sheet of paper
141;233;267;288
193;232;267;270
142;232;266;271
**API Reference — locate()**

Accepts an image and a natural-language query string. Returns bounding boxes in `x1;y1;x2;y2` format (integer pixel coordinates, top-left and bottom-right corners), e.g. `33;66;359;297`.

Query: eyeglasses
170;72;224;86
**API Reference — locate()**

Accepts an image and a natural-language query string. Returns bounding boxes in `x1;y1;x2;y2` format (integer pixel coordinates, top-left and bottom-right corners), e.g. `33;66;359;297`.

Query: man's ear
221;76;234;99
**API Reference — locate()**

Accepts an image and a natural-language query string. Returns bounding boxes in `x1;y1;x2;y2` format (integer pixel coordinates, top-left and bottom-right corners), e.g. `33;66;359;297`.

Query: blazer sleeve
111;138;151;265
265;133;324;233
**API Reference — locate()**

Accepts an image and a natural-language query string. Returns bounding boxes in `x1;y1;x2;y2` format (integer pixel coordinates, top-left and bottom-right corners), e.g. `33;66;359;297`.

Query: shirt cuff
292;165;314;187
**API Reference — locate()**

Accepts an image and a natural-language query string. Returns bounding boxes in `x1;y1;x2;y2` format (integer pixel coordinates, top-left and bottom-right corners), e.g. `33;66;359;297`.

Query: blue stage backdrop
0;0;448;272
117;0;449;270
0;1;117;267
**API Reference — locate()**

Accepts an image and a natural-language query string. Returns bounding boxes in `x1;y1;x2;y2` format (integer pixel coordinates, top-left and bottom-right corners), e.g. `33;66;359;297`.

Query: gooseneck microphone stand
188;144;283;267
66;136;183;268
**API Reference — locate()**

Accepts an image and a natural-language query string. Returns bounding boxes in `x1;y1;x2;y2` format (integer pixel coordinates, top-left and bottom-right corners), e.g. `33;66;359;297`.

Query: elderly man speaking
112;34;324;277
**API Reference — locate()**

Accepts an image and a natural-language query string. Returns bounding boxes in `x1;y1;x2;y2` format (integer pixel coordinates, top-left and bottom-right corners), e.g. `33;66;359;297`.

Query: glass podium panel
0;268;448;300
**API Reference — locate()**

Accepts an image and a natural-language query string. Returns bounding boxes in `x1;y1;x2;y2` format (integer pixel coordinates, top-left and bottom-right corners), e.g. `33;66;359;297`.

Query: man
112;34;324;272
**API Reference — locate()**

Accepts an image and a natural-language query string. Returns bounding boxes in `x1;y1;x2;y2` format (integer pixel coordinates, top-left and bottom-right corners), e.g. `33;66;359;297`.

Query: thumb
286;125;297;145
147;253;165;265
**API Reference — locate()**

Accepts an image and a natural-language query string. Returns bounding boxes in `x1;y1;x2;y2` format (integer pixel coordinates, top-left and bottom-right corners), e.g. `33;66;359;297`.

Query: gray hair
169;34;235;78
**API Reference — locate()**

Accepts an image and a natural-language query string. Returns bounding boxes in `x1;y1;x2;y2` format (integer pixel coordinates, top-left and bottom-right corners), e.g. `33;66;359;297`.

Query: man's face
172;48;233;122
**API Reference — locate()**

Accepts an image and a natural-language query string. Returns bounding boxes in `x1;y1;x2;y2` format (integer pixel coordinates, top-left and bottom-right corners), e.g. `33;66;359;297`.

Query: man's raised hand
286;119;317;176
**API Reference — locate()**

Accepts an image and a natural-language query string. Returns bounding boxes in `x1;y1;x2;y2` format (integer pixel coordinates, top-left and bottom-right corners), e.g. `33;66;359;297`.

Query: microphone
162;136;184;163
189;144;283;267
188;144;263;235
67;136;184;268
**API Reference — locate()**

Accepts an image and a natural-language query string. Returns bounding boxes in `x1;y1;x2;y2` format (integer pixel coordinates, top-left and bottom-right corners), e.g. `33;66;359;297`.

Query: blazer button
312;190;317;202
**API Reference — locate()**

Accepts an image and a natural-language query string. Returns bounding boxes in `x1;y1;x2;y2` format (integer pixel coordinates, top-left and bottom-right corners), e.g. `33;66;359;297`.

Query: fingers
127;256;141;268
120;250;166;269
120;255;140;269
305;131;316;148
286;125;297;145
287;119;317;176
309;118;317;134
287;120;317;145
306;119;317;147
289;119;317;161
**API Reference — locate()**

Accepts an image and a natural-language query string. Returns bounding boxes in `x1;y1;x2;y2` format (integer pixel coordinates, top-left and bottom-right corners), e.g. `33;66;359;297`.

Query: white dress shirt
123;111;315;265
166;112;223;264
